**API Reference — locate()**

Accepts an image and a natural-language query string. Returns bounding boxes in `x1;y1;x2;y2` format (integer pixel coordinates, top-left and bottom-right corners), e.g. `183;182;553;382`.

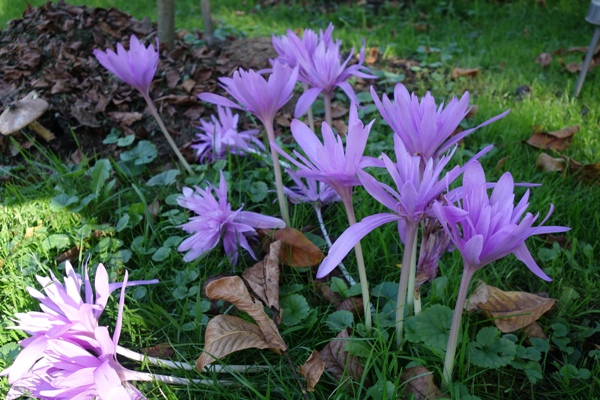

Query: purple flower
198;62;298;130
1;264;156;399
272;23;334;68
192;106;264;162
432;161;569;280
272;104;374;201
293;34;376;118
178;171;286;264
94;34;159;95
316;137;463;278
370;84;509;162
284;169;341;207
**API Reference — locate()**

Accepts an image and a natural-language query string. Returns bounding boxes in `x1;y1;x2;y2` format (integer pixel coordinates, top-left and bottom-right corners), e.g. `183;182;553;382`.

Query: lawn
1;0;599;399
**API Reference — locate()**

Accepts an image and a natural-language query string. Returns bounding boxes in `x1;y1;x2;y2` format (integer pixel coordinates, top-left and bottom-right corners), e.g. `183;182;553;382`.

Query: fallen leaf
535;53;552;67
107;111;143;126
180;78;196;93
140;342;175;358
330;104;348;119
536;153;565;172
365;47;378;64
466;281;556;333
332;119;348;136
319;328;366;384
314;280;342;306
196;314;272;371
204;276;287;353
526;125;579;151
465;105;479;119
242;241;281;311
70;149;84;165
401;366;445;400
336;297;364;318
261;227;324;267
299;350;325;392
522;321;548;341
451;67;480;79
24;221;44;238
56;245;80;263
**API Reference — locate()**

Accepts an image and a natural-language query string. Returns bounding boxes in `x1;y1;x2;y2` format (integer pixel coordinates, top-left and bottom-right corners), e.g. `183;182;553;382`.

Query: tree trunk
157;0;175;50
200;0;214;47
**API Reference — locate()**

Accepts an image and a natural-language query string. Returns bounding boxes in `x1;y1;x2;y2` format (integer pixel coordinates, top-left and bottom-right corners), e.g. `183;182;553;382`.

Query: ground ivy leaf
326;310;354;332
41;234;70;251
416;304;454;355
116;214;130;232
372;282;398;301
530;337;550;353
50;194;79;210
280;293;310;326
330;277;349;295
152;247;170;262
147;169;180;186
468;326;517;369
89;159;111;195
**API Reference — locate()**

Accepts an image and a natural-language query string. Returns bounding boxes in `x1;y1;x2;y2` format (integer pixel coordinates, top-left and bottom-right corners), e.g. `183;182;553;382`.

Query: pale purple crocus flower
1;265;157;399
93;34;158;96
178;171;286;265
272;23;334;68
317;136;463;279
192;106;264;163
272;104;375;328
370;83;510;163
432;160;569;385
94;34;194;174
198;61;299;225
284;169;340;207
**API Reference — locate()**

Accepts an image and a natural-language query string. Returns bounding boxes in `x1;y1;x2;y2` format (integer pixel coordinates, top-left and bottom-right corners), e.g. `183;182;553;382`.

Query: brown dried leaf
140;342;175;358
332;119;348;136
535;52;552;67
263;227;324;267
451;67;480;79
330;105;348;119
526;125;579;151
242;241;281;310
166;69;180;89
299;350;325;392
314;280;342;306
336;297;364;318
180;78;196;93
365;47;378;65
319;328;366;384
204;276;287;353
522;321;548;341
466;281;556;333
56;245;80;263
401;366;445;400
536;153;565;172
196;315;272;371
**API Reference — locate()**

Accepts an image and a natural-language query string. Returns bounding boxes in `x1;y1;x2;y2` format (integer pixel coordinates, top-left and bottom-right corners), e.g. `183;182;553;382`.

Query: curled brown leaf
242;241;281;310
298;350;325;392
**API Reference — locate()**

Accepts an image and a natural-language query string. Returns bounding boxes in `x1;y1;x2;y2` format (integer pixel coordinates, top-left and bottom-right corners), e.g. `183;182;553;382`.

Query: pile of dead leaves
0;0;276;161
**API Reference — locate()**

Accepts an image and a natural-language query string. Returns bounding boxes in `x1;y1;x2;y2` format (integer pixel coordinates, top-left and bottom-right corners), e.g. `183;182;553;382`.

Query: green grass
2;0;600;399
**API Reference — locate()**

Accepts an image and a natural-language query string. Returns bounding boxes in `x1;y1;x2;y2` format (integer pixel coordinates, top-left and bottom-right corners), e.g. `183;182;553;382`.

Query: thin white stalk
143;94;194;175
264;120;290;226
341;194;372;331
395;223;418;349
323;92;333;128
442;267;475;388
314;205;356;287
127;370;232;386
116;346;267;374
406;231;419;315
303;83;315;132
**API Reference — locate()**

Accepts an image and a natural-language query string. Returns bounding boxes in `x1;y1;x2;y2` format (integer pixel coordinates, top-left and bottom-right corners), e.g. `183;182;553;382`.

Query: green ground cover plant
1;0;599;399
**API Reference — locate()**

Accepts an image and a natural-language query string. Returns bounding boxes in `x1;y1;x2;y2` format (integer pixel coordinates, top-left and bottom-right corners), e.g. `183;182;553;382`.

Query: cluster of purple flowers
1;262;158;399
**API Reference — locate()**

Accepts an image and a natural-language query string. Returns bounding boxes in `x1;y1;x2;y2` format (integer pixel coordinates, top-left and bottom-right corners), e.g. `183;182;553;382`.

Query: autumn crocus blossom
178;171;286;265
1;263;158;399
293;36;376;119
93;34;158;96
192;106;264;163
284;169;340;207
272;23;334;68
433;160;569;386
370;84;509;162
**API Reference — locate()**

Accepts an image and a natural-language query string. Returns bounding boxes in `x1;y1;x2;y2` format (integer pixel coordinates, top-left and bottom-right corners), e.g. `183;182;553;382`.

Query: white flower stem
314;205;356;287
323;92;333;128
116;346;266;374
303;83;315;132
341;194;372;331
264;120;290;226
442;267;475;389
128;370;232;386
395;223;418;349
142;94;194;175
406;231;419;315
